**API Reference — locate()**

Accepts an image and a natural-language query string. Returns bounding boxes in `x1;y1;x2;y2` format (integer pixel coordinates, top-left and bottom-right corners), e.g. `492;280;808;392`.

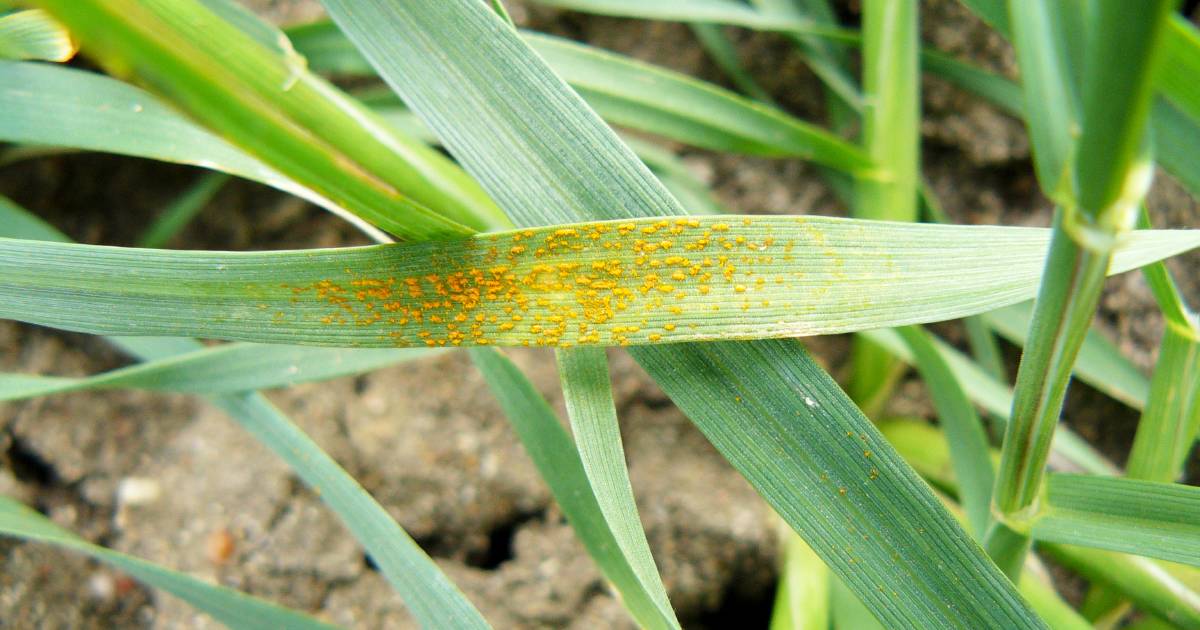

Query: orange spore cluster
285;217;829;348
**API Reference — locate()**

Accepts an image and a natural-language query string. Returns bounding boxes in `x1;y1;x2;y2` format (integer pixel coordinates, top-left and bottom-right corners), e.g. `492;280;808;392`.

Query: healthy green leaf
0;497;339;630
0;343;440;401
213;392;492;629
1005;0;1080;198
620;135;728;216
138;173;229;248
748;0;861;117
896;326;994;538
1072;1;1174;219
953;3;1200;205
290;20;1016;176
1160;16;1200;128
1033;475;1200;568
769;526;830;630
289;22;872;175
963;314;1007;383
1126;322;1200;482
1126;207;1200;484
468;347;677;630
920;48;1024;116
1041;546;1200;628
991;3;1174;578
0;61;398;241
318;0;1044;625
0;194;71;243
531;0;833;33
690;22;777;105
2;219;1196;348
556;347;679;629
525;32;873;175
0;8;74;61
954;0;1009;35
0;62;293;199
1154;97;1200;199
33;0;506;239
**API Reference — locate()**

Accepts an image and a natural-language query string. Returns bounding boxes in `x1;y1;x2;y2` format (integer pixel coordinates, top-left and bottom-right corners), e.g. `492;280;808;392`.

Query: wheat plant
1;0;1199;627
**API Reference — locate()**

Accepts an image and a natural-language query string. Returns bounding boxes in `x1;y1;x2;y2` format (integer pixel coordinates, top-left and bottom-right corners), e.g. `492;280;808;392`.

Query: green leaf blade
0;496;339;630
468;347;675;630
556;347;679;630
1034;475;1200;568
2;220;1196;348
0;9;75;61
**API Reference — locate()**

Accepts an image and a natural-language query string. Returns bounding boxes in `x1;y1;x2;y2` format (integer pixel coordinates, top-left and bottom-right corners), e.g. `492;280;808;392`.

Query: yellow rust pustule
282;216;854;348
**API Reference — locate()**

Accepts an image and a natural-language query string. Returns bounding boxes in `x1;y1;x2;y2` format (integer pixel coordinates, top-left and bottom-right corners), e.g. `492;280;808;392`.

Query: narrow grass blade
556;347;679;629
984;302;1151;410
2;220;1197;348
768;525;830;630
858;0;919;223
0;343;440;401
0;497;338;630
0;194;71;243
1127;208;1200;483
963;315;1008;383
0;61;396;240
0;62;299;201
33;0;505;239
209;393;493;629
1126;322;1200;482
896;326;994;538
530;0;826;32
138;173;229;248
869;334;1115;481
525;32;873;175
1041;545;1200;628
621;136;728;215
0;8;75;61
1154;97;1200;198
1160;17;1200;127
468;347;679;630
1138;207;1195;328
748;0;861;119
920;49;1024;116
955;0;1009;35
0;198;489;629
319;1;1043;625
288;24;873;175
690;23;777;104
1073;1;1175;219
1033;475;1200;568
1006;0;1080;198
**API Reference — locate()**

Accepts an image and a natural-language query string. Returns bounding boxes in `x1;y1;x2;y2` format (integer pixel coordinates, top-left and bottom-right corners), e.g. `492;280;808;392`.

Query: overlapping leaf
1033;475;1200;568
0;9;75;61
0;497;338;630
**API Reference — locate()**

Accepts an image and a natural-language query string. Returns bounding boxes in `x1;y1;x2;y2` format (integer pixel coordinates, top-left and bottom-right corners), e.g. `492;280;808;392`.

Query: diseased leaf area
3;216;1195;348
